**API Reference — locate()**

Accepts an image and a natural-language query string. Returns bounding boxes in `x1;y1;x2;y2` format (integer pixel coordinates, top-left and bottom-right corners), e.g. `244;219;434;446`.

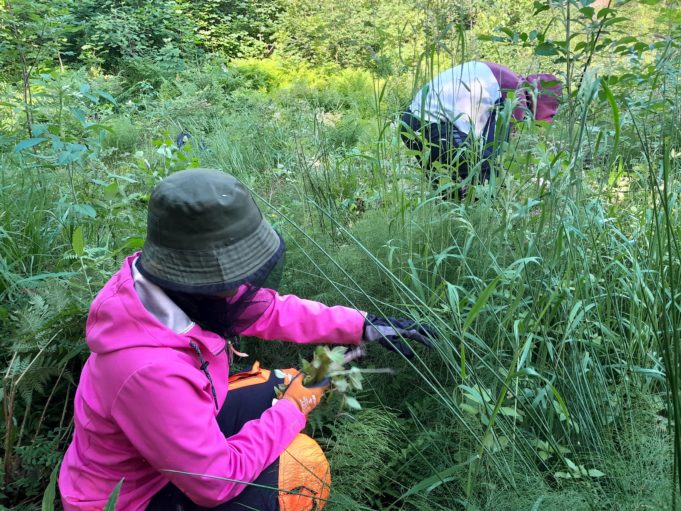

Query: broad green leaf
499;406;521;418
516;331;530;370
565;301;596;337
84;123;114;133
122;237;145;251
347;366;363;390
598;7;616;18
478;35;507;43
600;81;620;160
72;203;97;219
533;1;550;14
513;367;540;379
96;90;117;104
32;124;49;136
482;431;497;450
407;258;425;301
403;456;478;498
334;378;349;393
533;439;549;451
72;226;84;257
328;346;346;365
633;42;650;53
587;468;605;478
460;403;478;415
602;17;629;28
459;384;491;405
446;282;460;317
103;182;119;201
70;107;87;125
535;42;559;56
579;7;594;18
463;275;501;332
42;463;60;511
549;384;570;422
14;137;47;152
344;396;361;410
16;272;78;285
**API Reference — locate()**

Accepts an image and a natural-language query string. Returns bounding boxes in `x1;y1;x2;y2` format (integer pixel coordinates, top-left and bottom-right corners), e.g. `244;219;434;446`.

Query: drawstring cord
188;341;219;410
188;337;249;411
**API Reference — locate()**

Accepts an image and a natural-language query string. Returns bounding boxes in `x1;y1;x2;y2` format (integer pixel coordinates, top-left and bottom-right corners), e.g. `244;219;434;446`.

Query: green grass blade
41;463;60;511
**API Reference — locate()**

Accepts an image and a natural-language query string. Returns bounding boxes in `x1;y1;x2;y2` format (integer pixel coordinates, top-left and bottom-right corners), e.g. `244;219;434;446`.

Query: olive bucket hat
137;168;284;294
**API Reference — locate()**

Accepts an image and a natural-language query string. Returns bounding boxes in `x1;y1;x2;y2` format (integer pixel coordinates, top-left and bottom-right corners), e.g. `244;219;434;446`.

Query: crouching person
400;60;561;199
58;169;433;510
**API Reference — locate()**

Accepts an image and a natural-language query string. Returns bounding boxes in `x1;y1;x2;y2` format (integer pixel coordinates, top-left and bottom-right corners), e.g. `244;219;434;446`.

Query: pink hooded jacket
59;253;365;511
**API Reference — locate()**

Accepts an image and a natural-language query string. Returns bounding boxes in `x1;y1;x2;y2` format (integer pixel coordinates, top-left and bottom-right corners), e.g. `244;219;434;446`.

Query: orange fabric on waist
227;361;272;390
278;434;331;511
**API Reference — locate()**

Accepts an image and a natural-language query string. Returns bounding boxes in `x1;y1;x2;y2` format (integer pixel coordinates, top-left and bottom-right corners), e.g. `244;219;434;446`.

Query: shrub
64;0;195;70
178;0;283;59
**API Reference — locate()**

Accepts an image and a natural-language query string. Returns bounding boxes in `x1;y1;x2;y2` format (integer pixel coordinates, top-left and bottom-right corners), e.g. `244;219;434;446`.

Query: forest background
1;0;681;509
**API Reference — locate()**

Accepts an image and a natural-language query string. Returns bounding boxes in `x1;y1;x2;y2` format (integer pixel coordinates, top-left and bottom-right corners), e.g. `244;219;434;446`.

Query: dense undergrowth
2;0;681;509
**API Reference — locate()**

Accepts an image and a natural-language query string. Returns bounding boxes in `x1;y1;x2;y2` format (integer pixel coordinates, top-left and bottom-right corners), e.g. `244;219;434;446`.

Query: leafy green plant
275;346;364;410
276;0;424;71
553;457;605;481
64;0;195;70
0;0;73;138
178;0;283;58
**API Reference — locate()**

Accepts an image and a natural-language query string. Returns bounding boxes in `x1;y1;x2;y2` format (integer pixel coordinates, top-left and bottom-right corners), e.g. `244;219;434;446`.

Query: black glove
362;313;435;358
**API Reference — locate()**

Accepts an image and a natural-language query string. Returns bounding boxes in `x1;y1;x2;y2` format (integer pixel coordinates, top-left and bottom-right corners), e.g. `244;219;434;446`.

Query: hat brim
138;220;284;294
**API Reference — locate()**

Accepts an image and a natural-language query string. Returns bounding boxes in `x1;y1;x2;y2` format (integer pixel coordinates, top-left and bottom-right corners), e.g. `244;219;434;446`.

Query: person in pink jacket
400;60;562;199
58;168;433;511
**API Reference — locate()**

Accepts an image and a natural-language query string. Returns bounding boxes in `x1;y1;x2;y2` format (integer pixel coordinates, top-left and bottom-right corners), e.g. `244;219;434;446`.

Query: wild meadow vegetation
1;0;681;509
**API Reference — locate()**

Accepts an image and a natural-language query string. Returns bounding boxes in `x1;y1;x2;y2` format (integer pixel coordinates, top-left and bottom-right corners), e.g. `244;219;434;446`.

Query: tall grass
207;125;674;509
1;2;677;509
200;7;680;508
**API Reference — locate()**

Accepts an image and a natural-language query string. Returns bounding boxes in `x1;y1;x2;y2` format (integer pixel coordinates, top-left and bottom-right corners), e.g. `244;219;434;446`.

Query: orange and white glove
280;372;328;415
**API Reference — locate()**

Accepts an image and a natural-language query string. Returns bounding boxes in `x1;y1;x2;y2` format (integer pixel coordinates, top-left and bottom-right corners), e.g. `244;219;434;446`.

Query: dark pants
399;108;499;199
146;367;329;511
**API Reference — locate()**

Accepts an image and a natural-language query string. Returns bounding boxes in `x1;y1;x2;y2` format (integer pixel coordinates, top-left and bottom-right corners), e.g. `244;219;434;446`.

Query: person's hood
526;73;562;122
85;253;227;356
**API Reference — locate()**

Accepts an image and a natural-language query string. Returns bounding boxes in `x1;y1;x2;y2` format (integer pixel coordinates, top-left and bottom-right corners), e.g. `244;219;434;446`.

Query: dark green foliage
63;0;196;70
276;0;423;72
0;0;72;79
179;0;283;58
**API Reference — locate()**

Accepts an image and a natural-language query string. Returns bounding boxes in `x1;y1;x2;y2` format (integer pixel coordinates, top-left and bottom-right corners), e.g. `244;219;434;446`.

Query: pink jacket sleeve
238;288;365;345
484;62;528;121
111;363;305;507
